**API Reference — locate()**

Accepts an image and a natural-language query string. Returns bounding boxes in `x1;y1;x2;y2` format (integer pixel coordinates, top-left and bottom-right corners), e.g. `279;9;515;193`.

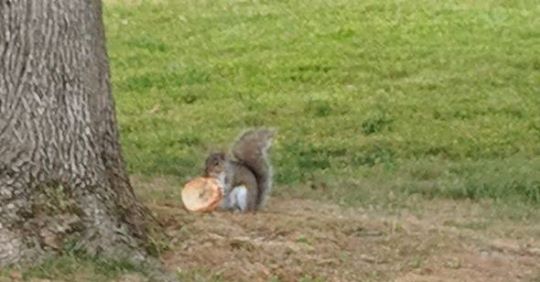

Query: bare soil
150;195;540;282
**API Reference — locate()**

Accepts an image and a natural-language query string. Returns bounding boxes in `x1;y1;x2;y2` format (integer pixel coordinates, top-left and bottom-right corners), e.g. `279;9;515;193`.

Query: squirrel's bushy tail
232;128;275;209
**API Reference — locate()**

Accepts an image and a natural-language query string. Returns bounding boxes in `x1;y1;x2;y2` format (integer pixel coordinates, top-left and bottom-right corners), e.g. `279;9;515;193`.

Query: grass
0;254;142;282
2;1;539;281
104;0;540;205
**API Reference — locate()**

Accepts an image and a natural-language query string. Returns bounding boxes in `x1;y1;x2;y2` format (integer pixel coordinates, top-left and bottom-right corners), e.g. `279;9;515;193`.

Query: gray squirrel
204;128;275;212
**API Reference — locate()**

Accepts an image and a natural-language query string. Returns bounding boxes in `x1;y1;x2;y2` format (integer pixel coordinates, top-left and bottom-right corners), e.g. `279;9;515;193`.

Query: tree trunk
0;0;154;266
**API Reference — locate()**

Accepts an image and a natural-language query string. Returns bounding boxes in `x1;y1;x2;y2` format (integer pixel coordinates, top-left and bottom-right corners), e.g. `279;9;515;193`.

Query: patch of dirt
150;197;540;282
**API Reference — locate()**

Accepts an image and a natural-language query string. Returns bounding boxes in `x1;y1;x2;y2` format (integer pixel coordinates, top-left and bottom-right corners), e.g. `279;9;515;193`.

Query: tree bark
0;0;154;266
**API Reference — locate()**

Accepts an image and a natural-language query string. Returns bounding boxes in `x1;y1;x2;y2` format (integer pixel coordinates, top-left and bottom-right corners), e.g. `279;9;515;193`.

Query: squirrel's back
232;128;275;209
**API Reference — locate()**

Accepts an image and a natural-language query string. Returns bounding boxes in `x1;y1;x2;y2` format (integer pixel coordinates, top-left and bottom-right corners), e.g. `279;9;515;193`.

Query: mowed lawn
2;1;539;281
105;0;540;206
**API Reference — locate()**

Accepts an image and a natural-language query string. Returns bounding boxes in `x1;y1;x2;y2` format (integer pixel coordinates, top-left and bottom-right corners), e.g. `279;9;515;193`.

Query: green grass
104;0;540;204
2;1;538;281
0;254;142;282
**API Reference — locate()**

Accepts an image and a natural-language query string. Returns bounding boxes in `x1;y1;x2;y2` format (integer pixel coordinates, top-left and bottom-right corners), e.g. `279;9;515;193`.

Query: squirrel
204;128;275;213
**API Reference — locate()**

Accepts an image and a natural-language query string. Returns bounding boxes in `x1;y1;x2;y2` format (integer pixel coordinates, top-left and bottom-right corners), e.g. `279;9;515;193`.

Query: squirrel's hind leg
229;185;248;212
220;186;258;213
219;185;248;212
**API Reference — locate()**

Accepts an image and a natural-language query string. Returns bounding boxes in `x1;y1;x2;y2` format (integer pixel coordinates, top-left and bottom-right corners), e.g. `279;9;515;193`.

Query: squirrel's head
204;152;227;177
